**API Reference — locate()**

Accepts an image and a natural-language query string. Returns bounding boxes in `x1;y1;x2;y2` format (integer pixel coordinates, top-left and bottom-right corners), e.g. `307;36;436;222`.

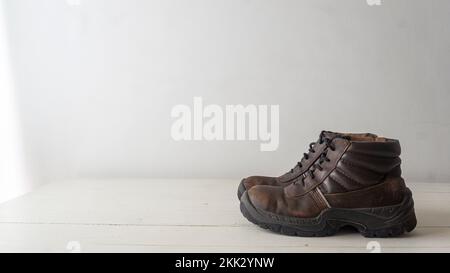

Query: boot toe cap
247;185;282;212
243;176;278;190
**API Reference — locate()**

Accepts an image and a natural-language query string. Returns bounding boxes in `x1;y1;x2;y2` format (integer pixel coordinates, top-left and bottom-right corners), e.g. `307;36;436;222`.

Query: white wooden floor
0;179;449;253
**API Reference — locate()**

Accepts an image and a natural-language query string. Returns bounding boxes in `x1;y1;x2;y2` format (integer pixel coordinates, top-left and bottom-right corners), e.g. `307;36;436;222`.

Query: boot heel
358;188;417;238
360;209;417;238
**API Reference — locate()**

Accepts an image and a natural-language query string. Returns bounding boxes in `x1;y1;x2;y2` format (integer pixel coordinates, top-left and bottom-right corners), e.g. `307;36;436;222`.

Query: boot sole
240;188;417;238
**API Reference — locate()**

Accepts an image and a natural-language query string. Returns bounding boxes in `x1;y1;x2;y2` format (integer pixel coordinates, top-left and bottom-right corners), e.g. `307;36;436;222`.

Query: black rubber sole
240;189;417;237
237;179;246;200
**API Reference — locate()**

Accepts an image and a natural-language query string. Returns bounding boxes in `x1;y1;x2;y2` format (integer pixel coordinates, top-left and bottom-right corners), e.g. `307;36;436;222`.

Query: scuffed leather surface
247;185;326;218
324;177;406;208
243;176;278;190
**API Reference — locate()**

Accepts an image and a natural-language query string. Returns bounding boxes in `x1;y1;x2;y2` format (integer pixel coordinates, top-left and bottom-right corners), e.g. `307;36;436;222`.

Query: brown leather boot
240;134;417;237
237;131;378;199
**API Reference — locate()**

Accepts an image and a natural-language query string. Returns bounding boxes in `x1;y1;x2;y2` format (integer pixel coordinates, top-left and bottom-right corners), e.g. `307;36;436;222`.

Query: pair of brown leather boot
238;131;417;237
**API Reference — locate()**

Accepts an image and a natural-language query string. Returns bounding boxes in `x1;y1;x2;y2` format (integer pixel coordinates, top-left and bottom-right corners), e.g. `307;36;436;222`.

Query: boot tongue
319;131;351;147
320;131;345;142
321;131;338;139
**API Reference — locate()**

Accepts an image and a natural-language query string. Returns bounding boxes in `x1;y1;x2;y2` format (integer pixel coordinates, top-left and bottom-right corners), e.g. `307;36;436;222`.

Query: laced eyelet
294;135;344;187
288;134;342;180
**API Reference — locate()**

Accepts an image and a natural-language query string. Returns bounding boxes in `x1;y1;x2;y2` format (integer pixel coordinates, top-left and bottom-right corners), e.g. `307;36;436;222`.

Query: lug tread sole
239;190;417;238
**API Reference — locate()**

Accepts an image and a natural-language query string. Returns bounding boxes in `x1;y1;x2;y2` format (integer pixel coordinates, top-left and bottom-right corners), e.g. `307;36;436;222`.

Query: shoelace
289;131;330;173
295;135;349;186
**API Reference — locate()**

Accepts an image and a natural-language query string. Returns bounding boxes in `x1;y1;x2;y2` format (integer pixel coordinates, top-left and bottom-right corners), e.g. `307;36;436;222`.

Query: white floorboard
0;179;449;252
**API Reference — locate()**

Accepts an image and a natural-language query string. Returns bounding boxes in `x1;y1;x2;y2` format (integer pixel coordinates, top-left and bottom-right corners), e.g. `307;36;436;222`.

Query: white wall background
3;0;450;183
0;0;37;202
